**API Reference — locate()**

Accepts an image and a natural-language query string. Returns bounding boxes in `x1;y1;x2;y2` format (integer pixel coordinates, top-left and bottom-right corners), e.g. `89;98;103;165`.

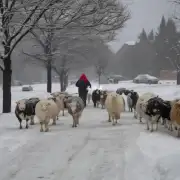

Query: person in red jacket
75;73;91;107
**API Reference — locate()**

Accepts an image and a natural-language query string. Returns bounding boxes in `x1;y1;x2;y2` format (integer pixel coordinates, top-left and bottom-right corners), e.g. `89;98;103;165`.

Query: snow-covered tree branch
0;0;58;113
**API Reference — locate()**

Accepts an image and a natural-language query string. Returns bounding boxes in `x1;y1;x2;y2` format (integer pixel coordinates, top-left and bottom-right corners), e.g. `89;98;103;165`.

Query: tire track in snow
86;130;127;180
67;132;90;163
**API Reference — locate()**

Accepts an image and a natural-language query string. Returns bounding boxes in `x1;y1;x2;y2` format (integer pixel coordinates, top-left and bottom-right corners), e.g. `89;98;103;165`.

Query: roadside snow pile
137;132;180;179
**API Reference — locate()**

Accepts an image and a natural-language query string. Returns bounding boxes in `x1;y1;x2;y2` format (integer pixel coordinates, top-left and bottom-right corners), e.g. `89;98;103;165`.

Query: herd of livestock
14;87;180;137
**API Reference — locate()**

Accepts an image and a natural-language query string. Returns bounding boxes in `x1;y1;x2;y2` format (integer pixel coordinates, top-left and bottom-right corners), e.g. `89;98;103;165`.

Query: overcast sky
108;0;175;53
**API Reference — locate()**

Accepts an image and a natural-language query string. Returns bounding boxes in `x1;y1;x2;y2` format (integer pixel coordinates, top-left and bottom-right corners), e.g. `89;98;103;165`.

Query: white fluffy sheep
35;99;59;132
50;92;67;116
64;96;85;127
127;93;133;112
135;92;156;123
105;92;123;125
170;100;180;136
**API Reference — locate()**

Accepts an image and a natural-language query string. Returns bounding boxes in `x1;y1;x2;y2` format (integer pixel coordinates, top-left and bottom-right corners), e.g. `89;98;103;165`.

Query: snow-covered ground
1;81;180;180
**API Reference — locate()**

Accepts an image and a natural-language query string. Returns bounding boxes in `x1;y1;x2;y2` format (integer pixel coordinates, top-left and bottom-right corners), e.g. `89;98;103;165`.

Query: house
159;70;177;80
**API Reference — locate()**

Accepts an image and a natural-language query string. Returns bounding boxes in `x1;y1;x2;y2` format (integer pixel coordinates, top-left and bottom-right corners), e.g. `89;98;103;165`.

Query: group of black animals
145;96;179;130
92;89;108;108
116;88;139;113
91;88;139;113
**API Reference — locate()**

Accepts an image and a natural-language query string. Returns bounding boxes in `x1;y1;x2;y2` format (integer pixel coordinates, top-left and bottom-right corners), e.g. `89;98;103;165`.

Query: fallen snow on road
0;81;180;179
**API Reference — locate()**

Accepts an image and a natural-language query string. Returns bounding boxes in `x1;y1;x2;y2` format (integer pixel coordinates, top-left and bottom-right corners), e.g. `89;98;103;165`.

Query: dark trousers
79;91;87;107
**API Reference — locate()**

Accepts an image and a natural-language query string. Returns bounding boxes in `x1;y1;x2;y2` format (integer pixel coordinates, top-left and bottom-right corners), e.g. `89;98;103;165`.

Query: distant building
159;70;177;80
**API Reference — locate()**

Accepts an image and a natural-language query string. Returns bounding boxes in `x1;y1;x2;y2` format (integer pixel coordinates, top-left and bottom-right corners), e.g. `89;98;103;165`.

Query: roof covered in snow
124;41;136;46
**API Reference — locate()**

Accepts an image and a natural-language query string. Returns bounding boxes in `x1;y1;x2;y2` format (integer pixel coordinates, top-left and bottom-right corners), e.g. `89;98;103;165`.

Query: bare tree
95;59;108;86
23;28;89;92
52;55;69;91
23;0;130;92
172;0;180;21
0;0;58;113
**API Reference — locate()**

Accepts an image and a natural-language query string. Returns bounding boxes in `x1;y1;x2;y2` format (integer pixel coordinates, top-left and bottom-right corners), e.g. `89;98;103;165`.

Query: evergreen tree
154;15;168;74
157;15;166;38
154;16;180;77
148;29;154;41
165;18;179;63
138;28;148;42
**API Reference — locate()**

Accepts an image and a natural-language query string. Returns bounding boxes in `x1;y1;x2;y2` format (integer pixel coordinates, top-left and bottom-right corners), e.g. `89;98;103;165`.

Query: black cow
145;97;172;131
92;89;101;107
15;98;40;129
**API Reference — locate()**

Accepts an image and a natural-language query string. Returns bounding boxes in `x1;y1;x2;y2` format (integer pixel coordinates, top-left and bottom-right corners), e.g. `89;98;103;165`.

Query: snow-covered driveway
1;81;180;180
0;106;180;180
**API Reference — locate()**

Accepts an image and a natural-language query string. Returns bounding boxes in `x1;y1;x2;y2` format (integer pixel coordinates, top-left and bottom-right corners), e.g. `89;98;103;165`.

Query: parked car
133;74;159;84
12;80;23;86
22;85;33;91
107;74;128;84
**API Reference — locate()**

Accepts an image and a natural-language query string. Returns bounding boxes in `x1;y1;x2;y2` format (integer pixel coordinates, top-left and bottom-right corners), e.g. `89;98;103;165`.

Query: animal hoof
150;129;153;132
30;121;34;125
45;128;49;132
52;122;56;125
40;128;43;132
26;125;29;129
20;126;22;129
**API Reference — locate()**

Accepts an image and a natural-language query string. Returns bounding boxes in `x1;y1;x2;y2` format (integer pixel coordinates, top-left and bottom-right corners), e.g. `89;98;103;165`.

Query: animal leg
139;117;142;123
169;123;173;131
74;117;78;127
174;125;178;130
112;115;115;126
146;118;149;130
40;122;44;132
108;113;111;122
150;119;154;132
45;122;49;132
62;109;65;116
115;118;118;124
72;116;76;127
164;119;168;128
177;128;180;137
161;118;165;125
26;119;29;129
19;120;22;129
134;111;137;119
156;120;158;131
30;115;35;125
93;102;96;107
52;117;56;125
76;116;79;125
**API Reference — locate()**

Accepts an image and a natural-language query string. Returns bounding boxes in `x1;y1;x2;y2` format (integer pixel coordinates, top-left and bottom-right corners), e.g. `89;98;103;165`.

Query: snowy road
1;82;180;180
1;105;180;180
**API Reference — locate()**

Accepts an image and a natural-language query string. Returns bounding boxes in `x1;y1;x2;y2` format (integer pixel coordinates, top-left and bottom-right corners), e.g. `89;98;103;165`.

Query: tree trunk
3;56;12;113
64;74;68;91
60;72;64;92
47;61;52;93
98;74;101;88
177;70;180;85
